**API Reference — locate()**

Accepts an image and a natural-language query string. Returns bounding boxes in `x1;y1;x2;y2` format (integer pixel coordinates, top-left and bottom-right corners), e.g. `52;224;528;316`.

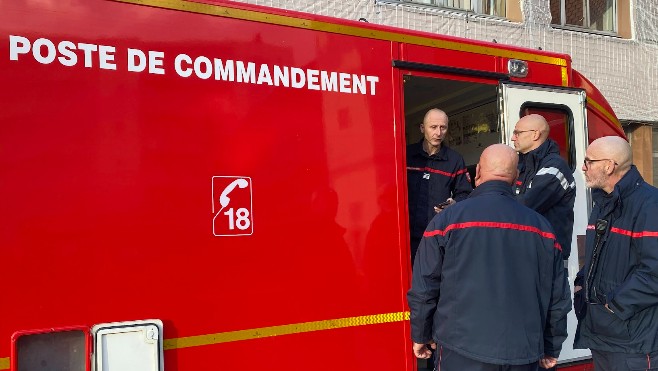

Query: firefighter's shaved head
475;144;519;187
420;108;449;155
584;136;633;193
522;114;550;134
511;114;550;154
589;136;632;171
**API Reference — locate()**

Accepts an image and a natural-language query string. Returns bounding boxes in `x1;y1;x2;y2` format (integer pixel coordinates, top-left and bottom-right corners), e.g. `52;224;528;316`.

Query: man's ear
532;130;541;141
419;123;424;133
474;163;482;186
605;164;614;175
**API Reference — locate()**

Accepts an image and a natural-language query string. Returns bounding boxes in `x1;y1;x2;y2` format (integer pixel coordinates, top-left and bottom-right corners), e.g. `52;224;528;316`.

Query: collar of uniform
468;180;514;199
531;138;559;158
408;140;448;160
519;139;559;171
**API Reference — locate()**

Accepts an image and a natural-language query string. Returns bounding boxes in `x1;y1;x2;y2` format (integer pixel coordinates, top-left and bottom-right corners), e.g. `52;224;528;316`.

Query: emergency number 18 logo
212;176;253;236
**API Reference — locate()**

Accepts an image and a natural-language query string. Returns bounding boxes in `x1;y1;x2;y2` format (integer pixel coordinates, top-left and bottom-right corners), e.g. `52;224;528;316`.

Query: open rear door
500;82;590;365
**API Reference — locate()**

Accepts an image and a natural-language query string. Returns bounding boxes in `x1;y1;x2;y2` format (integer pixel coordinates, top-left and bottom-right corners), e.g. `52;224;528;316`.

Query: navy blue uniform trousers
434;347;539;371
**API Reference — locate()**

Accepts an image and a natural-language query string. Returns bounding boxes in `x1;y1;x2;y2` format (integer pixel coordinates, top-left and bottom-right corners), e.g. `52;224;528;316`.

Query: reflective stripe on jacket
515;139;576;259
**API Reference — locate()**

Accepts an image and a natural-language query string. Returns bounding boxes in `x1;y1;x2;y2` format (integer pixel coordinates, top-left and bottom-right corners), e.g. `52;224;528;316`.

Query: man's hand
539;356;558;369
412;341;436;359
574;285;582;293
434;198;455;213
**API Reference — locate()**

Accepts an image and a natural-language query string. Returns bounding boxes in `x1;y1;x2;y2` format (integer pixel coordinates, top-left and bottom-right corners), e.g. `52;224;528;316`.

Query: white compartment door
92;319;164;371
500;82;590;364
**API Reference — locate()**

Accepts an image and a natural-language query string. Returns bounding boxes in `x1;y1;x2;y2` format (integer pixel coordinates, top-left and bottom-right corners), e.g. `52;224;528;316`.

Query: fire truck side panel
401;44;499;72
0;1;410;370
0;0;627;370
571;71;626;141
401;44;569;87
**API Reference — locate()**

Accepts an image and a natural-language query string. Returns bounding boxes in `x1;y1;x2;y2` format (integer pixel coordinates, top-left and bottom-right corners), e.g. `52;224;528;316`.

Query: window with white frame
550;0;616;33
411;0;505;17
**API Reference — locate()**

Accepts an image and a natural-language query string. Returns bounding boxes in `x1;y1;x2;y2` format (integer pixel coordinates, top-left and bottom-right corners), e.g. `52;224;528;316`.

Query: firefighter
406;108;472;265
512;114;576;264
574;136;658;370
408;144;570;371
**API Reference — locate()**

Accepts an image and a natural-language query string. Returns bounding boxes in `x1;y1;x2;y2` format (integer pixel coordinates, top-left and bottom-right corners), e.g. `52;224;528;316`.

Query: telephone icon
212;176;253;236
218;178;249;213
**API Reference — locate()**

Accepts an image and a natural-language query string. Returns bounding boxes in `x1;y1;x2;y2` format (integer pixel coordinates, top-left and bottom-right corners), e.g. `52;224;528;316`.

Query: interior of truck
403;75;501;187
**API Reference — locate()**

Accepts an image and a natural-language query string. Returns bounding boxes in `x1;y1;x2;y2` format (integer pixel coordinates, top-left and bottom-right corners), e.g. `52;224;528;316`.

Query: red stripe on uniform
610;227;658;238
407;166;468;178
423;221;561;251
424;229;447;237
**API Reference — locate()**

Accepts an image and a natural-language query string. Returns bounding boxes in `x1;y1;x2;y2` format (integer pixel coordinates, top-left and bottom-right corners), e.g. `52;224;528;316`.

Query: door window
521;106;574;169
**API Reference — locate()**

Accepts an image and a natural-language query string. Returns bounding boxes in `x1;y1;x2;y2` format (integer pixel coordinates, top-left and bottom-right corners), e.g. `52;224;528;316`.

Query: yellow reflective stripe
0;311;409;368
112;0;566;66
561;67;569;86
164;311;410;350
587;97;621;128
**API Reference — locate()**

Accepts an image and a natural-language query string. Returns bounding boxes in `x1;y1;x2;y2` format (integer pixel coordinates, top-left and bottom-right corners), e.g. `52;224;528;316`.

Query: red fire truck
0;0;625;370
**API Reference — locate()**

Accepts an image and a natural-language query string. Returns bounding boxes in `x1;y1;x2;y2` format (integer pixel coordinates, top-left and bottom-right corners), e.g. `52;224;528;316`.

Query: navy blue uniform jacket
407;141;472;242
574;166;658;353
408;181;571;365
515;139;576;259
